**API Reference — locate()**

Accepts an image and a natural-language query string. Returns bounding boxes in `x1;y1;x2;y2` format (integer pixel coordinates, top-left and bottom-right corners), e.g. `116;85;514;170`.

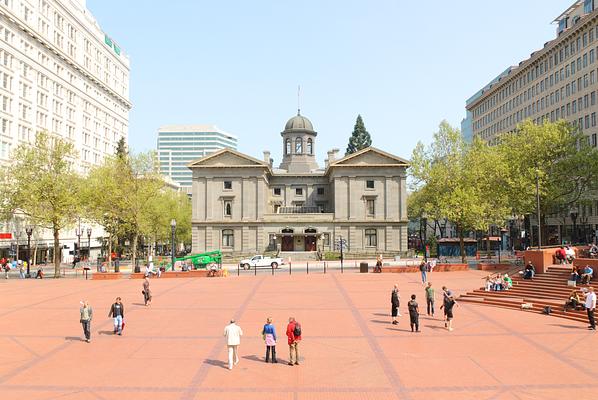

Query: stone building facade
188;113;409;257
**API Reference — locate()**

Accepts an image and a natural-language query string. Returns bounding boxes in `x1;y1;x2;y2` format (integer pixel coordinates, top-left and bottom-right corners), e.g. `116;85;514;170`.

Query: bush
323;251;341;260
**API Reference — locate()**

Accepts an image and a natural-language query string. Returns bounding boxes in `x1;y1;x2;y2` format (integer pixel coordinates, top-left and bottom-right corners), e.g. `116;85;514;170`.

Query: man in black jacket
108;297;124;335
391;284;400;325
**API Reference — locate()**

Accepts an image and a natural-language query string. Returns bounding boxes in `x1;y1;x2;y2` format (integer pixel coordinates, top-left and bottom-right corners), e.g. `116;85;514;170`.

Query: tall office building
0;0;131;170
0;0;130;261
465;0;598;244
157;125;237;192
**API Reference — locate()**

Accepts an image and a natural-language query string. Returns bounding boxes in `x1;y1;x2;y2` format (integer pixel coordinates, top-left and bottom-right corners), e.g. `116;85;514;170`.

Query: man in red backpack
286;317;301;366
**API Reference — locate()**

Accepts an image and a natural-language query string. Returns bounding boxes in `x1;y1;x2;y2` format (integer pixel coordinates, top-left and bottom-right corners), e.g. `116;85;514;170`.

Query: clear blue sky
87;0;571;164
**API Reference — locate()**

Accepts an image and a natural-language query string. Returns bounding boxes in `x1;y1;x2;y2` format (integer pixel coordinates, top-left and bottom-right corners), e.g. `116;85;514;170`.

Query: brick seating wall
478;263;512;271
130;270;223;279
382;264;468;273
91;272;123;280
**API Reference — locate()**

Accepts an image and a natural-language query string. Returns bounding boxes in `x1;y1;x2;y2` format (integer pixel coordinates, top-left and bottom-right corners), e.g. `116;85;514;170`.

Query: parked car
239;255;284;270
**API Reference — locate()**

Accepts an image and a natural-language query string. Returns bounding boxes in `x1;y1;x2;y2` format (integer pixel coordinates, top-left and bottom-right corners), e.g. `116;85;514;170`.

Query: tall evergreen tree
115;137;128;160
345;115;372;155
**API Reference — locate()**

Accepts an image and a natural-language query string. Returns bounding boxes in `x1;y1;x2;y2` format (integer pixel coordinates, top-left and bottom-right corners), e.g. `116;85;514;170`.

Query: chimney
263;150;271;163
327;148;340;164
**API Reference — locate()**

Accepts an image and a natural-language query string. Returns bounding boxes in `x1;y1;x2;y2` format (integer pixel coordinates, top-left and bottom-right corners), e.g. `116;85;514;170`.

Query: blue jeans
421;271;427;283
113;315;123;333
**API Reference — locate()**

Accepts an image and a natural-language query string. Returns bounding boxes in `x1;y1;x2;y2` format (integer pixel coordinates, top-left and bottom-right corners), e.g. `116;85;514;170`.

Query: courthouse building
188;112;409;257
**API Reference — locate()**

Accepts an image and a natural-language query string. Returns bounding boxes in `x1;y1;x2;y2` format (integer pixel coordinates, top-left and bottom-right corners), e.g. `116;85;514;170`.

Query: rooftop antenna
297;85;301;116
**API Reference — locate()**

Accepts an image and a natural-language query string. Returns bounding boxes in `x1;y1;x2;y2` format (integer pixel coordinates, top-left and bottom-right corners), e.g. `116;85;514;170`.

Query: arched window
295;137;303;154
307;138;313;155
285;138;291;155
222;229;234;247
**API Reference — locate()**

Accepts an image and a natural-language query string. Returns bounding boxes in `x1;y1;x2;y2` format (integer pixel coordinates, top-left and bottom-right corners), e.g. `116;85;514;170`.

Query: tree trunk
132;232;138;272
486;228;492;259
108;233;112;271
53;227;60;278
458;224;466;264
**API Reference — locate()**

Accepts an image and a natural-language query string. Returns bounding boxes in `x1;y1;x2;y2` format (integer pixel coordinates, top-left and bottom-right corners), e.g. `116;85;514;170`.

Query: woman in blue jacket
262;317;277;363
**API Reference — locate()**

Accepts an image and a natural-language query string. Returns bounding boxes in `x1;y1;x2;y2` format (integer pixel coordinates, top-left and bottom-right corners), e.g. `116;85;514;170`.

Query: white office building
158;125;237;193
0;0;131;262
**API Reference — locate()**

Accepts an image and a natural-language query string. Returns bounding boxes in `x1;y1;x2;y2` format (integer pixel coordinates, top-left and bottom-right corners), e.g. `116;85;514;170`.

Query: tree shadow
204;359;229;369
64;336;84;342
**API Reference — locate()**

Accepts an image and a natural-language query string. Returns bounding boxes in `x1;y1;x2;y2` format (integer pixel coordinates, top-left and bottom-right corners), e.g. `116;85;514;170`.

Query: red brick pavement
0;270;597;400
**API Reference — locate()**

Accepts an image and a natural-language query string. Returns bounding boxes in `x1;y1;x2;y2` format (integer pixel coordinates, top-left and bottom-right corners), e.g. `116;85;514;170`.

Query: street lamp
74;226;82;263
86;227;92;262
25;225;33;278
170;219;176;271
14;230;21;261
570;206;579;244
421;212;428;261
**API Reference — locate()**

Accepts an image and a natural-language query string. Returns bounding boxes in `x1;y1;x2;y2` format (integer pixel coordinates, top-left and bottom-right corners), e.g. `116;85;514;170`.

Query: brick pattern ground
0;269;597;400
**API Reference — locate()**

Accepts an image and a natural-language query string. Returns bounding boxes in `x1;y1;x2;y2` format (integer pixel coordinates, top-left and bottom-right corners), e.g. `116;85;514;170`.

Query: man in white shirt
223;319;243;369
585;287;596;331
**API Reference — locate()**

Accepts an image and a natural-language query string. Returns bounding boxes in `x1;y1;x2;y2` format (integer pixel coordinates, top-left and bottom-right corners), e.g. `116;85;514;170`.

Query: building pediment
329;147;410;168
187;148;269;169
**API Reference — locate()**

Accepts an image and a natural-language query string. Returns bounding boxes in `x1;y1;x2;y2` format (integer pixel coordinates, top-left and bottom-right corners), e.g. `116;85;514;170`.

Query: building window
366;180;375;189
585;0;594;14
365;229;377;247
224;201;232;216
317;187;325;195
285;138;291;155
367;199;375;216
222;229;234;247
307;138;313;155
295;137;302;154
224;181;232;190
295;188;303;196
273;187;281;196
592;133;597;147
323;233;330;247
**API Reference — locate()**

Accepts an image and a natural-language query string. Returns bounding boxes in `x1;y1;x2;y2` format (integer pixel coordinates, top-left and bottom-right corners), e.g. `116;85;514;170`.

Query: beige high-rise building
465;0;598;245
466;0;598;146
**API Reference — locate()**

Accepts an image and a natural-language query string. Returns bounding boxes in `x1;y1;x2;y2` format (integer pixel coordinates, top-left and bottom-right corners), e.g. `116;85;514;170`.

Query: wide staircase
459;265;590;324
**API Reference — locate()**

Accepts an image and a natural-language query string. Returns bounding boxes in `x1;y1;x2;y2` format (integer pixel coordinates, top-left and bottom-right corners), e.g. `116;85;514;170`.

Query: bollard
289;262;292;275
307;261;309;274
341;259;344;273
324;261;326;274
237;263;240;276
254;264;257;276
272;262;274;276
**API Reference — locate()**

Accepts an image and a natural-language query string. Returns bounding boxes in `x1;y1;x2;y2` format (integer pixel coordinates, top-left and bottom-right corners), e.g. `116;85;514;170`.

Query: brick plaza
0;269;597;400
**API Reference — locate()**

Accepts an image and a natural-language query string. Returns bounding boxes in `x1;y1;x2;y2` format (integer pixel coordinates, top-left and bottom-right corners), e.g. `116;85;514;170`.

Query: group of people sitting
555;245;576;264
570;265;594;284
484;273;513;291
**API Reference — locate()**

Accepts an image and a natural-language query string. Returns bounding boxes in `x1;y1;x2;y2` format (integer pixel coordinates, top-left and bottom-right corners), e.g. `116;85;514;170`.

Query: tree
0;132;81;276
115;137;128;161
410;121;511;262
142;190;192;254
496;120;598;245
345;115;372;155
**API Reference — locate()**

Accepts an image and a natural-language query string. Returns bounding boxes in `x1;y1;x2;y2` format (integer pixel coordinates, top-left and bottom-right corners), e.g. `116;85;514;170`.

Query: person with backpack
440;286;457;331
262;317;277;363
286;317;301;366
108;297;125;335
408;294;420;332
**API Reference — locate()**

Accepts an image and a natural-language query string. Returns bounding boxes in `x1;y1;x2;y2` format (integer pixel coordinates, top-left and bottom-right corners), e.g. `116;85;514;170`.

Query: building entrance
281;228;294;251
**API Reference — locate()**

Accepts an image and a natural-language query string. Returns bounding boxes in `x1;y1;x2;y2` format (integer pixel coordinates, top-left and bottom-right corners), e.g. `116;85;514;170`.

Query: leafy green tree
0;132;81;276
496;120;598;245
142;190;192;254
345;115;372;155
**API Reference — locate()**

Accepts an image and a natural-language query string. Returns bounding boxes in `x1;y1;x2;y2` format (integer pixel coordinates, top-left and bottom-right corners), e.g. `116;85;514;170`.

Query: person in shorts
441;286;457;331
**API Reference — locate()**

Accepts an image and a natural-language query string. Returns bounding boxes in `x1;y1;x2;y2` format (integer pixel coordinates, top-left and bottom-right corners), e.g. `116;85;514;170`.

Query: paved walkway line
331;274;410;400
179;276;266;400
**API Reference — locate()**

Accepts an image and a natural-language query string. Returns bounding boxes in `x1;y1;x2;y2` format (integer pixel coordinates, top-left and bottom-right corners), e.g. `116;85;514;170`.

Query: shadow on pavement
372;313;388;317
98;330;116;335
549;323;585;330
242;355;266;363
204;359;229;369
64;336;84;342
370;319;390;324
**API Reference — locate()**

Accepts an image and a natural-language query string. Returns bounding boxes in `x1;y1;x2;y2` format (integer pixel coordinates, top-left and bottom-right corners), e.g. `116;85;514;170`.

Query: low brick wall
382;264;468;273
130;270;220;279
478;263;512;271
572;258;598;278
91;272;123;280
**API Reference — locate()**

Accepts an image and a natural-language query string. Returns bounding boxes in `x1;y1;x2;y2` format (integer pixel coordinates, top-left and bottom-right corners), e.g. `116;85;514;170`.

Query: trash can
360;262;368;273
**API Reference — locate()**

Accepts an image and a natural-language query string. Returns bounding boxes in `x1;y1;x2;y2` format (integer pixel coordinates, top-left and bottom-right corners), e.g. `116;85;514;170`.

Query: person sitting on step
582;265;594;284
564;290;582;312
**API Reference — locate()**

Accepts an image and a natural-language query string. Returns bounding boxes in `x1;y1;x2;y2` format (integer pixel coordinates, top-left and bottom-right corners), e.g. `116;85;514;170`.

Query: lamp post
25;225;33;278
14;230;21;261
422;212;428;261
535;169;542;249
75;226;82;262
570;206;579;244
86;227;92;262
170;219;176;271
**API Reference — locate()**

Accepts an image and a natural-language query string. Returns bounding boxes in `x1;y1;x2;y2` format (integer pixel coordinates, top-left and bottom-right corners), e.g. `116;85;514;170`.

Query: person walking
586;287;596;331
79;300;93;343
18;260;25;279
374;254;383;273
223;319;243;370
142;277;152;306
408;294;420;332
108;297;124;335
262;317;277;363
391;284;400;324
425;282;435;317
286;317;301;366
441;286;457;331
419;261;427;284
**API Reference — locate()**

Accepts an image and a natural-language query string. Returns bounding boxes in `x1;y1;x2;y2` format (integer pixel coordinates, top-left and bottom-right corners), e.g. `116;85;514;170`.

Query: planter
91;272;122;280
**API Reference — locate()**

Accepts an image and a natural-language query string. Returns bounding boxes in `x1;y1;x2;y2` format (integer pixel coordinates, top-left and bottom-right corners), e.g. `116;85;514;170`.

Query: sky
87;0;573;164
